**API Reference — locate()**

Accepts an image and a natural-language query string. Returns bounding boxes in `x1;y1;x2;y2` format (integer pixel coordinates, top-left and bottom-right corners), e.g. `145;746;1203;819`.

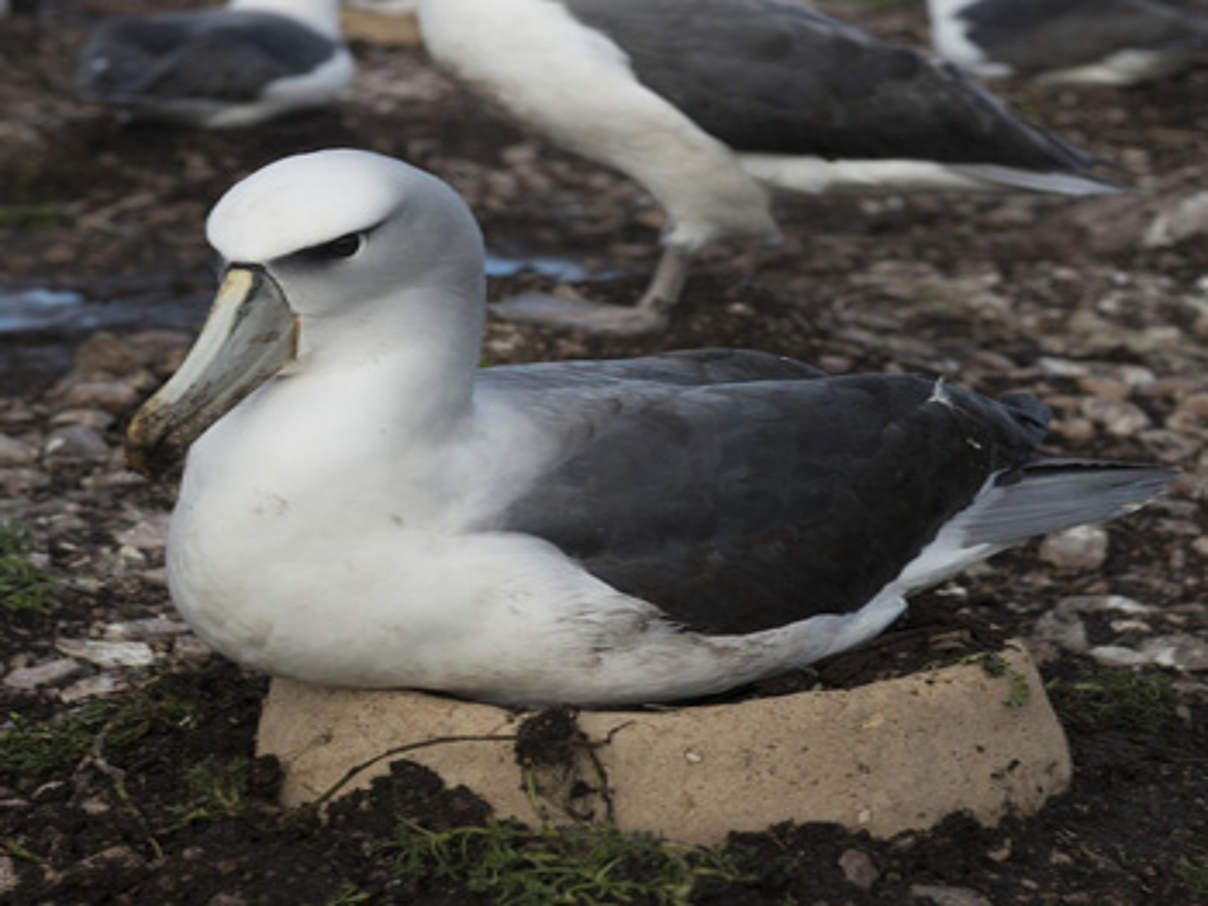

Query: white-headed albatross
929;0;1208;85
77;0;353;128
125;149;1172;706
416;0;1122;336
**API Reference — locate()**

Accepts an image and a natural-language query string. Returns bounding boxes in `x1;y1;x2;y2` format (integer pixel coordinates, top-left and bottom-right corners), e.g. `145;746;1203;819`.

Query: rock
1139;635;1208;671
838;848;879;890
49;408;115;430
57;380;138;413
1031;609;1089;655
43;425;109;463
1140;429;1202;464
1088;645;1150;667
73;332;141;375
208;893;248;906
172;635;213;664
102;617;191;641
0;468;49;494
59;674;130;703
0;434;37;466
2;658;84;690
1060;594;1153;615
1079;398;1150;436
910;883;993;906
1038;525;1109;571
114;514;170;550
0;855;17;897
55;638;155;668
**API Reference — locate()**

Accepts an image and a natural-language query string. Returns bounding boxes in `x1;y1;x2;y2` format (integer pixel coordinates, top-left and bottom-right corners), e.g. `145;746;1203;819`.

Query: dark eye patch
298;232;362;261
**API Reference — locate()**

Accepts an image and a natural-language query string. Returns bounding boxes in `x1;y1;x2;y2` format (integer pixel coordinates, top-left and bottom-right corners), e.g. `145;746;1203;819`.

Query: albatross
126;149;1172;706
77;0;353;127
416;0;1121;336
928;0;1208;85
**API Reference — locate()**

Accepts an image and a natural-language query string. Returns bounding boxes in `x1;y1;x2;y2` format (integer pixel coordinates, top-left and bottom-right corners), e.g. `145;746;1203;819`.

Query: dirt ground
1;1;1207;904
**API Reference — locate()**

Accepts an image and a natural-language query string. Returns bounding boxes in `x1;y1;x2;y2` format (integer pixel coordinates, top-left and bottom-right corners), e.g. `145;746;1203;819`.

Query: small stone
173;635;213;663
1076;375;1128;400
909;883;993;906
1079;397;1150;435
1038;525;1109;571
2;658;84;690
114;514;170;550
1140;634;1208;671
1036;357;1089;378
118;545;147;568
838;847;879;890
0;434;37;466
1193;537;1208;558
102;617;191;641
1140;429;1202;464
50;408;115;430
59;673;130;703
1052;418;1096;443
209;893;248;906
55;638;155;668
0;467;51;494
1031;609;1088;654
0;855;16;897
1059;594;1153;615
43;425;110;462
57;380;139;413
73;331;141;375
1088;645;1148;667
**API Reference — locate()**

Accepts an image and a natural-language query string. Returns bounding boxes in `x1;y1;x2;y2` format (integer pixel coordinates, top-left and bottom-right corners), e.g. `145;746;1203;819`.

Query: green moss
0;675;201;780
379;819;747;905
0;202;73;229
1175;856;1208;895
324;884;372;905
1047;665;1179;735
164;756;249;828
0;521;56;615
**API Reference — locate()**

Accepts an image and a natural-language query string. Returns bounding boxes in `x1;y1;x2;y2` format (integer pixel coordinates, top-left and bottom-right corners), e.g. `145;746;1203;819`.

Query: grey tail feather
961;460;1176;547
950;163;1126;197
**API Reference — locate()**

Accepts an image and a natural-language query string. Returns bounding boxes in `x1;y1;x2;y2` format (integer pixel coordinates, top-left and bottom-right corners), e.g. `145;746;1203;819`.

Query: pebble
59;673;130;703
1038;525;1109;571
43;425;110;463
1079;397;1151;435
0;855;16;897
909;884;993;906
50;408;115;430
73;332;142;375
57;380;138;413
172;635;213;664
0;467;51;494
102;617;190;640
114;514;170;550
0;434;37;466
838;848;879;890
55;638;155;668
2;658;84;690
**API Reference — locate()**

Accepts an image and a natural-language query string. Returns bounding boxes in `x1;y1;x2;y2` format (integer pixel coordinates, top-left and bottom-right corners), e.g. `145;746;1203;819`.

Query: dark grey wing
79;10;336;103
497;372;1050;635
960;0;1208;73
560;0;1102;172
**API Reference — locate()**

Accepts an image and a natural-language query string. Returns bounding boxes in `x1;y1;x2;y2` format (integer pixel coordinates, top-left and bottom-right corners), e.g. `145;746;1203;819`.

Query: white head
129;149;487;472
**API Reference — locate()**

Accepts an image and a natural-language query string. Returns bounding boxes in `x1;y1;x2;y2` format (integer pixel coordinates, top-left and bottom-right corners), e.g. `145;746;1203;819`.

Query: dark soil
2;1;1207;904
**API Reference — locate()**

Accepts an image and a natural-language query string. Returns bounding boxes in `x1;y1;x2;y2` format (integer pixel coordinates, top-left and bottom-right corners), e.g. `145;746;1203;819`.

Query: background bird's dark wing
959;0;1208;74
79;10;336;102
560;0;1103;173
485;354;1046;635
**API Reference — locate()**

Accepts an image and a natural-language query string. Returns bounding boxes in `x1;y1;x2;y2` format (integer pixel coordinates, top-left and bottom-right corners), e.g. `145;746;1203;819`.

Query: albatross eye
300;232;363;261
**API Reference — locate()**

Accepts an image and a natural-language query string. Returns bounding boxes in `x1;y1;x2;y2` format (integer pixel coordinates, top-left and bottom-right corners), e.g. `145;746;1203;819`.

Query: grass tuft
0;675;202;781
379;818;748;905
0;521;56;615
1047;665;1179;736
164;756;250;828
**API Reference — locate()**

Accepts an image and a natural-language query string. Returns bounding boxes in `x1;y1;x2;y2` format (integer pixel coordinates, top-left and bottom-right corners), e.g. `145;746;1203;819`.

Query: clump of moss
1047;664;1179;736
165;756;250;828
379;819;747;906
0;521;56;615
0;202;73;229
0;675;201;781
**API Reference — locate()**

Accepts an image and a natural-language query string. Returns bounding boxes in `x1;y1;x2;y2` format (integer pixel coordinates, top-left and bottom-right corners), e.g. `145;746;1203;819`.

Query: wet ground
2;1;1207;903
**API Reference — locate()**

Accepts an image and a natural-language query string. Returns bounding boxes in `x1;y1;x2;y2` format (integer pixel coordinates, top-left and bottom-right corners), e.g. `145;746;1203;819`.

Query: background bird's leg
489;246;694;337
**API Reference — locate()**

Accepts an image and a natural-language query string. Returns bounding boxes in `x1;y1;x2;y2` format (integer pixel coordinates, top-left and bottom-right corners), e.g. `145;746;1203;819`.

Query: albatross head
126;148;486;475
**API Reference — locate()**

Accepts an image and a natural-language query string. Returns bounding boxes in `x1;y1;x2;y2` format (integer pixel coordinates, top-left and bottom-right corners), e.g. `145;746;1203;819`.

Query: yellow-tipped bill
126;267;296;476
